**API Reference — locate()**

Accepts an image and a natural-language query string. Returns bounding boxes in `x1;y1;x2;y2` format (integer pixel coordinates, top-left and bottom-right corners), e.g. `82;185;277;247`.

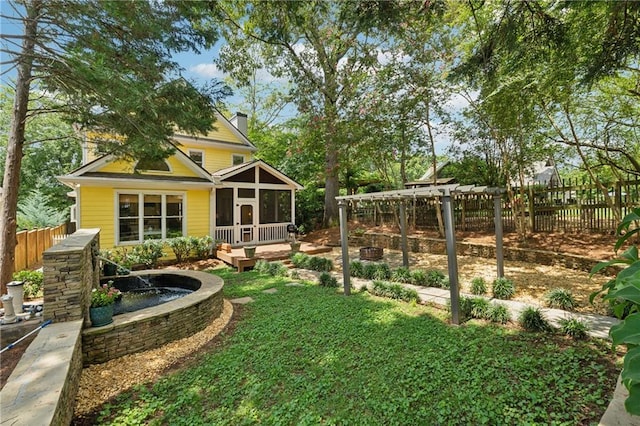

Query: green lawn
96;269;619;425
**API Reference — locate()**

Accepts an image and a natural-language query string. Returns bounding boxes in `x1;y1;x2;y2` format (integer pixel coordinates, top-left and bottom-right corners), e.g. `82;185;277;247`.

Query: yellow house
59;112;302;248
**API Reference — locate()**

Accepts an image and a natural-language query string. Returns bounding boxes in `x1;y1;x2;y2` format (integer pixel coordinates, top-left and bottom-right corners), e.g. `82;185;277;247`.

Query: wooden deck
216;242;333;272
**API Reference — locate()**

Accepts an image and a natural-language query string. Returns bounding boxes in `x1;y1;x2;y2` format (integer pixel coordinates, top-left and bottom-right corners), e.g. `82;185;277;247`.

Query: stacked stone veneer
351;232;615;274
42;228;100;325
82;270;224;365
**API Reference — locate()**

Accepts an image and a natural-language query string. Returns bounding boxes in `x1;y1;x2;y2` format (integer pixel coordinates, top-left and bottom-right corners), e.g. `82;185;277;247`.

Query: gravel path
74;299;233;417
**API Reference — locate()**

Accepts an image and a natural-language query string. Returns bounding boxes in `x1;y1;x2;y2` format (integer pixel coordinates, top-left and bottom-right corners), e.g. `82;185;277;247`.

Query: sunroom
212;160;303;246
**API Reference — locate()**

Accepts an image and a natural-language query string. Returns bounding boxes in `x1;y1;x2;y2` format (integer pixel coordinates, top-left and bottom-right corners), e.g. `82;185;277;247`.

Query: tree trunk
322;95;340;227
0;1;39;296
425;104;445;237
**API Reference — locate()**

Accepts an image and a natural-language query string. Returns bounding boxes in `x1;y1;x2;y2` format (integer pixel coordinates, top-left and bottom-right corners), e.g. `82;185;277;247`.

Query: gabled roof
419;161;451;181
213;159;303;189
173;110;257;152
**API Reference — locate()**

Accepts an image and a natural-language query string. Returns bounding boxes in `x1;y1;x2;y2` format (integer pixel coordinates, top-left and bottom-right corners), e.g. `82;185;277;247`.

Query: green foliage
16;190;67;230
254;260;288;277
130;240;165;268
487;304;511;324
545;288;577;311
492;277;516;300
90;281;121;308
470;277;488;295
318;272;339;288
12;269;44;299
391;266;413;283
99;268;618;425
559;317;590;340
167;237;192;263
410;269;428;286
470;297;491;320
591;207;640;415
192;236;213;260
362;263;379;280
290;253;332;272
426;270;446;288
372;263;392;280
370;281;418;302
518;307;553;333
349;260;364;278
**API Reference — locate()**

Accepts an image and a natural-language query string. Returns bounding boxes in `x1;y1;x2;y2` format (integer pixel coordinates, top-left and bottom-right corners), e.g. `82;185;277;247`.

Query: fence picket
13;223;67;272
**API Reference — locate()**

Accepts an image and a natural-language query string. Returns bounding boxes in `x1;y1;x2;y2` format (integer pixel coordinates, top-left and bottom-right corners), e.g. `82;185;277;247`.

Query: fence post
528;186;535;231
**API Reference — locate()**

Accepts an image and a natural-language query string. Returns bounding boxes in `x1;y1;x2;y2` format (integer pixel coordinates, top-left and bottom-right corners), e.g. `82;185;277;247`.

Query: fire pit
360;246;384;261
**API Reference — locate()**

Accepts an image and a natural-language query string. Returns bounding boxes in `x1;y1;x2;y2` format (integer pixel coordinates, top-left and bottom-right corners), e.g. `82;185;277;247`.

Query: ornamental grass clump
545;288;577;311
470;277;487;295
372;263;392;280
487;304;511;324
426;270;446;288
470;297;491;319
370;281;418;302
91;281;121;308
492;277;516;300
518;307;553;332
559;317;590;340
392;266;413;283
350;260;364;278
318;272;339;288
410;269;428;286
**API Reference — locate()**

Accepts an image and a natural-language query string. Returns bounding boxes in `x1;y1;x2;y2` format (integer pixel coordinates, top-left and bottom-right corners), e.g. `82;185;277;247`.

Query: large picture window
118;192;184;243
259;189;291;224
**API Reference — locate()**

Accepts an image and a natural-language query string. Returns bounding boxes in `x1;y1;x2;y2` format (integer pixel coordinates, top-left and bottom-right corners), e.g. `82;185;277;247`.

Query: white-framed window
117;192;185;244
232;154;245;165
188;149;204;167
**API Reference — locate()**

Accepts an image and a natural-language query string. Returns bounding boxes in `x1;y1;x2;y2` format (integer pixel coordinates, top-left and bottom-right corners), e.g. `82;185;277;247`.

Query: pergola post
399;200;409;267
493;193;505;278
442;190;460;325
338;200;351;296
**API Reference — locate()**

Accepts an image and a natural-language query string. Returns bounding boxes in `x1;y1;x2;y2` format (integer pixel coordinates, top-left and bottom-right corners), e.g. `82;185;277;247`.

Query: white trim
173;135;257;153
188;149;205;167
58;176;212;190
76;187;81;229
114;190;187;246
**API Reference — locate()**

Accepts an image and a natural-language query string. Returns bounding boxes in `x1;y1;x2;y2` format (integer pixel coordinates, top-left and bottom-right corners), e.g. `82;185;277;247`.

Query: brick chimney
230;112;248;136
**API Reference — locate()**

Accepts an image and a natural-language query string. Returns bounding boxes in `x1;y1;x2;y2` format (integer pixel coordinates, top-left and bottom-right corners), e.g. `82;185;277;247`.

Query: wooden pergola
335;184;506;324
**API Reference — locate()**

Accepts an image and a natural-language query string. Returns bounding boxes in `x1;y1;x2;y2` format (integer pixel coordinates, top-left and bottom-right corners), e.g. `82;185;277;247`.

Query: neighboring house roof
512;160;561;187
419;161;451;181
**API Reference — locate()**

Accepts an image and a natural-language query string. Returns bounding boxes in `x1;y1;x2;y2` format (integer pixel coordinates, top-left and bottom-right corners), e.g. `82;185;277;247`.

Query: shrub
307;256;333;272
492;277;516;300
426;270;446;288
370;281;418;302
193;235;213;259
559;317;589;340
487;304;511;324
372;263;392;280
470;297;491;319
545;288;576;311
131;239;165;268
441;276;450;289
410;269;428;286
350;261;364;278
392;266;413;283
167;237;192;263
518;307;553;332
362;263;378;280
255;260;289;277
319;272;339;288
470;277;487;295
459;296;474;319
290;252;309;269
13;269;44;299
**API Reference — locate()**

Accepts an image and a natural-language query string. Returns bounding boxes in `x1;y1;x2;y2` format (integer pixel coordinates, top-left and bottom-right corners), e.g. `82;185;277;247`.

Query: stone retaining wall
350;232;614;274
82;270;224;365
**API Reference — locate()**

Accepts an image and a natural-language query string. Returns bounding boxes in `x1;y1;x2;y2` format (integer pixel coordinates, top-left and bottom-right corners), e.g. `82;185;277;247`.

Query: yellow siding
95;156;199;178
187;190;210;237
204;122;242;143
79;187;116;248
178;143;252;173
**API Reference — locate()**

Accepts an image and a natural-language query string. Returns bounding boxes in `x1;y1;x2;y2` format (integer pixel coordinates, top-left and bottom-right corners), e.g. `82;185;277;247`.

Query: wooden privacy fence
14;223;68;272
350;177;640;234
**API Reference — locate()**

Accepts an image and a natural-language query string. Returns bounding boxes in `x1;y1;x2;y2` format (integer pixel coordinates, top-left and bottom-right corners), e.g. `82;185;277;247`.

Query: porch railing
214;223;289;246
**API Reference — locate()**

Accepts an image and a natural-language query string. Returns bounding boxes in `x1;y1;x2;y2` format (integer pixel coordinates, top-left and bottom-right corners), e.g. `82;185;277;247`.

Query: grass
96;268;619;425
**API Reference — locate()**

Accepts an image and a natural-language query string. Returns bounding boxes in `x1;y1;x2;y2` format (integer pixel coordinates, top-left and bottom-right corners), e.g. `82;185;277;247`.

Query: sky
0;1;461;155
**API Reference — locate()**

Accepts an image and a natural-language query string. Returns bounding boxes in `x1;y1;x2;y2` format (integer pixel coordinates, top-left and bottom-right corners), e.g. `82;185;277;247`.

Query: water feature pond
101;273;200;315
